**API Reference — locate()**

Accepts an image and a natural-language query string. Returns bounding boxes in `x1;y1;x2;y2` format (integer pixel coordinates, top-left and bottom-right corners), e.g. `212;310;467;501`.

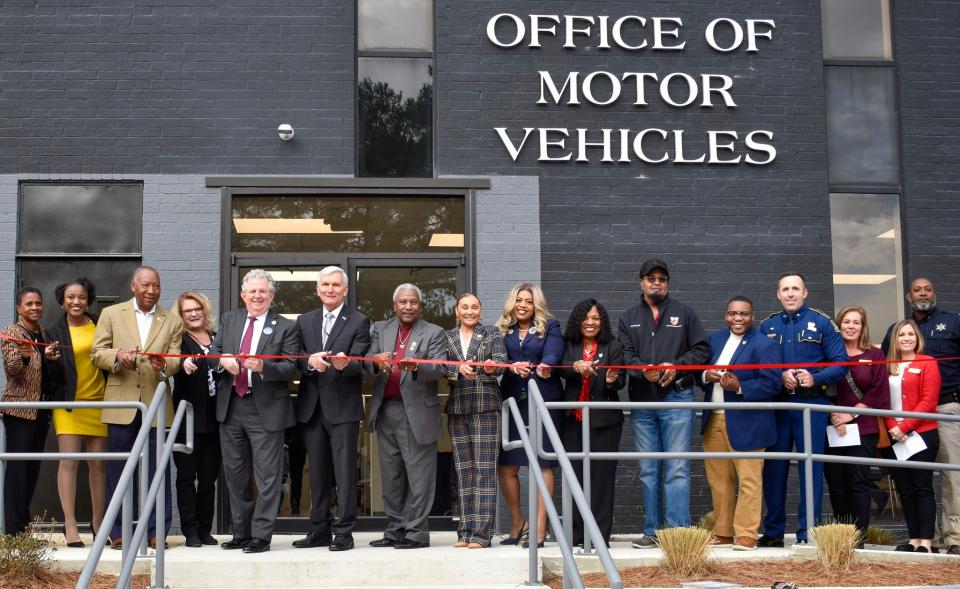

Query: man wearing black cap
617;259;711;548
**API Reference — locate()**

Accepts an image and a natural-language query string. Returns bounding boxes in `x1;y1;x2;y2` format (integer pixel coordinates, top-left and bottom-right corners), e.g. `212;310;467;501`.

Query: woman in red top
885;319;941;553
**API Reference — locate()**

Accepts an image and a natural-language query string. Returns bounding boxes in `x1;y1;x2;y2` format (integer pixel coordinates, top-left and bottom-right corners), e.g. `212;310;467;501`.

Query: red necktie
235;316;257;397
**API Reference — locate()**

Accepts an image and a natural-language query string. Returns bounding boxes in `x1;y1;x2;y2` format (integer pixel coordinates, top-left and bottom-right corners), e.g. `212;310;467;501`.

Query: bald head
907;277;936;315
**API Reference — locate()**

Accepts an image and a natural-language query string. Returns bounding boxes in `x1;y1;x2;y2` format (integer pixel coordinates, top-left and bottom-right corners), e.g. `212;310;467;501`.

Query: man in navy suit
700;296;781;551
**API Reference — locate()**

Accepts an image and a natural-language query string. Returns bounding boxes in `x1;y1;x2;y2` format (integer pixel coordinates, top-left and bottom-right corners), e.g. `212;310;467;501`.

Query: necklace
398;327;412;349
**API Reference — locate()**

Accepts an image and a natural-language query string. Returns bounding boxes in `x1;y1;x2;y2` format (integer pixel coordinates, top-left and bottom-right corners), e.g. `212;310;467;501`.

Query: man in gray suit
212;269;299;554
367;283;446;549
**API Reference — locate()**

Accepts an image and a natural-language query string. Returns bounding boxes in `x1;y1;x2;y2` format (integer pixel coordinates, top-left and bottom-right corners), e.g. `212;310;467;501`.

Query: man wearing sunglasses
617;258;711;549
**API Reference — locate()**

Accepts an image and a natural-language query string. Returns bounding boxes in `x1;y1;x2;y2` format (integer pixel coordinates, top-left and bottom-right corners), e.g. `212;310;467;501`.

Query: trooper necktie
235;316;257;397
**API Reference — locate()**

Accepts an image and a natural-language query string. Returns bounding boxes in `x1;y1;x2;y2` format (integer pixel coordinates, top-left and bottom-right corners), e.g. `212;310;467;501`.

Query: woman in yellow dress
46;278;108;547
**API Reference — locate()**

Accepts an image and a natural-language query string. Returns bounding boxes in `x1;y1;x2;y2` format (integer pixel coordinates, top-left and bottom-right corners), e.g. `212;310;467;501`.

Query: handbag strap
845;372;865;401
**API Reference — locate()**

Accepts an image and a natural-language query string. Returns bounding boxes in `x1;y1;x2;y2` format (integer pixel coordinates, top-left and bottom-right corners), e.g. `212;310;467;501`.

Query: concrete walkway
44;531;958;589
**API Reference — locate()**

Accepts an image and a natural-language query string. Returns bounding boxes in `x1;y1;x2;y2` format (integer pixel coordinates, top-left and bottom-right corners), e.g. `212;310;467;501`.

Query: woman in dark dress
172;291;221;547
557;299;624;546
495;283;564;548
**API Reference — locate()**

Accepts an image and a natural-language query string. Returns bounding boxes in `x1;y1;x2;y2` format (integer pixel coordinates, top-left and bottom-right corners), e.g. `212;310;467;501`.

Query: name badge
908;367;921;374
858;358;873;363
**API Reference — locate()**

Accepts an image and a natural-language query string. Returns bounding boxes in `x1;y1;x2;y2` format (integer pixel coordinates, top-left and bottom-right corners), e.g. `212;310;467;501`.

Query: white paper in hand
827;424;861;448
893;431;928;461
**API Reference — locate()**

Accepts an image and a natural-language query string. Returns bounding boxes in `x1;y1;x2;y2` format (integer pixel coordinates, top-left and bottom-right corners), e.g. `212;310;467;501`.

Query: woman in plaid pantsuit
445;293;507;548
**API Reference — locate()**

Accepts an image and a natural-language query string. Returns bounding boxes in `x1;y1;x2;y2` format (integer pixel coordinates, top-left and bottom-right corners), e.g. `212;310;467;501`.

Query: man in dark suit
212;269;299;554
366;283;447;549
700;296;780;551
292;266;371;552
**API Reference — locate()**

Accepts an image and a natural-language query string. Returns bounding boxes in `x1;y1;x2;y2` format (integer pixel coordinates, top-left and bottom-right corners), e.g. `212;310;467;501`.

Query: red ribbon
3;332;956;372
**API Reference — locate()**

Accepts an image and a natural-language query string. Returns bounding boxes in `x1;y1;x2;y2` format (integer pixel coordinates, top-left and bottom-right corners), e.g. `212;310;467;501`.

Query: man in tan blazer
92;266;183;548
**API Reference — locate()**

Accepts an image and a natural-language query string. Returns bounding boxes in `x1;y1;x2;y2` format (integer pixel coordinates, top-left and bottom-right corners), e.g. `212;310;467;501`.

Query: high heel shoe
499;521;529;545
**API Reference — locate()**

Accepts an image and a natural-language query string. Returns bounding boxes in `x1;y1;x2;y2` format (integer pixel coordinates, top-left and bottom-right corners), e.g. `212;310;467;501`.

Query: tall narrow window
357;0;435;177
822;0;903;327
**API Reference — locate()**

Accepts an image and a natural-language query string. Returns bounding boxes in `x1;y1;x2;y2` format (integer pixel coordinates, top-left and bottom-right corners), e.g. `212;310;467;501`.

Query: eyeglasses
644;275;669;283
182;307;203;315
726;311;753;318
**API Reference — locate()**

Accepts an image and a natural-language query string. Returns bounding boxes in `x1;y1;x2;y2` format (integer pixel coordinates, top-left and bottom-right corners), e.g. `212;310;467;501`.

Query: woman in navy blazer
495;283;564;547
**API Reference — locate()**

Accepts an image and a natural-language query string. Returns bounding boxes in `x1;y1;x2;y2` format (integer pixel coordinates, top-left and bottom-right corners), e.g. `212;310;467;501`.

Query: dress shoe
110;538;123;551
293;531;331;548
522;539;545;548
732;537;758;551
200;532;219;546
467;542;487;549
221;537;252;550
67;540;85;548
894;543;915;552
242;537;271;553
369;537;399;547
330;534;354;551
394;538;429;549
148;538;168;550
453;539;469;548
185;533;202;548
914;546;930;553
709;534;734;545
499;520;529;546
757;535;784;548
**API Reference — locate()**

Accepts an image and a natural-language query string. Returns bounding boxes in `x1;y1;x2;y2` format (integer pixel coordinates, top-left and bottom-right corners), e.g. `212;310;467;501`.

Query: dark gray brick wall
0;1;355;175
895;1;960;309
439;1;834;532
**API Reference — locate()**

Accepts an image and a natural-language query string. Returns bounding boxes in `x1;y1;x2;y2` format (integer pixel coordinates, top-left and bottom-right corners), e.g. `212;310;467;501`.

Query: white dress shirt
709;332;744;413
134;304;157;349
240;312;268;386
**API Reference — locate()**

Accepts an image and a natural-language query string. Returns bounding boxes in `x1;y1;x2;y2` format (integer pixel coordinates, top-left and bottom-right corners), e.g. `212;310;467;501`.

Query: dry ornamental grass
810;523;862;573
655;527;713;578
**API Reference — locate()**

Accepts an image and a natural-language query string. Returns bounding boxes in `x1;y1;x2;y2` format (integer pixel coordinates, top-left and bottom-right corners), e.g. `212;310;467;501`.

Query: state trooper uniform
759;305;848;544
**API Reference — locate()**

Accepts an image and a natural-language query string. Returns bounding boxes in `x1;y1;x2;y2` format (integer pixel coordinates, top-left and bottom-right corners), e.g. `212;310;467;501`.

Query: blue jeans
761;398;829;541
630;387;695;536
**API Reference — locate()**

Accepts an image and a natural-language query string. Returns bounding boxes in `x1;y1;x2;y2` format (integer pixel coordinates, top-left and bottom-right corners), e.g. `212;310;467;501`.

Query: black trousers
301;405;358;536
824;432;878;534
173;431;222;536
887;428;940;540
560;416;622;545
285;424;307;513
2;412;49;535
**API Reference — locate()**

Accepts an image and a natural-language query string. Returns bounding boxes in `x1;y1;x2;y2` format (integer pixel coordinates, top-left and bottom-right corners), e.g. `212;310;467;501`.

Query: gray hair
131;265;160;283
392;283;422;303
317;266;348;287
241;268;277;293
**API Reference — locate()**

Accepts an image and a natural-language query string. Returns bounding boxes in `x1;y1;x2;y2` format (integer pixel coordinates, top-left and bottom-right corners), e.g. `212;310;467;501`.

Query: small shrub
656;527;712;579
811;523;862;574
0;517;55;585
864;526;894;546
698;511;716;531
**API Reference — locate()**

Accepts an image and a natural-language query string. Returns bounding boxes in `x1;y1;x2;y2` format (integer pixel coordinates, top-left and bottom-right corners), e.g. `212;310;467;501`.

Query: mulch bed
546;560;960;588
0;572;150;588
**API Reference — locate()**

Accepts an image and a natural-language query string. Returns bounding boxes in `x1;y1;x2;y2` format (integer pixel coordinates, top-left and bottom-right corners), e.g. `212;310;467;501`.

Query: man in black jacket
617;259;711;548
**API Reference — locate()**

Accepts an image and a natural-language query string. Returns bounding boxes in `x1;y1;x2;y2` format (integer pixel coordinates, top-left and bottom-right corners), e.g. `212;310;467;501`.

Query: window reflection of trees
231;196;461;253
359;78;433;178
355;268;457;329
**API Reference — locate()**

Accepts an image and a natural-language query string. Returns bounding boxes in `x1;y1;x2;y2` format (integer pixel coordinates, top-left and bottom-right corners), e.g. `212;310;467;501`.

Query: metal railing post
154;400;167;589
561;477;573;589
802;407;815;538
582;406;592;555
527;388;539;585
0;417;6;534
121;483;134;589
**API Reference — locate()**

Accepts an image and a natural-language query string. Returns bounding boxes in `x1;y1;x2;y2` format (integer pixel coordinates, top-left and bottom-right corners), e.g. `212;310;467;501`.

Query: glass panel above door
231;195;463;253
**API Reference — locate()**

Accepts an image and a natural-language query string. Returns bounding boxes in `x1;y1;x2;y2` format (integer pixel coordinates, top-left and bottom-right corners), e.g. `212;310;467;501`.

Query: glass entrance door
227;257;462;530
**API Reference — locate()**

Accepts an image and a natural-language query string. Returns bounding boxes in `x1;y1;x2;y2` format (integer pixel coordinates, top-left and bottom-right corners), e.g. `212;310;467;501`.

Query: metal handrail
0;400;149;535
502;381;624;589
502;393;960;589
76;383;194;589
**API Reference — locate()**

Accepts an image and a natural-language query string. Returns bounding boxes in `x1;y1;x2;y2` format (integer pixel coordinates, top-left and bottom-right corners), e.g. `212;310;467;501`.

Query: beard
647;291;666;304
910;298;936;313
